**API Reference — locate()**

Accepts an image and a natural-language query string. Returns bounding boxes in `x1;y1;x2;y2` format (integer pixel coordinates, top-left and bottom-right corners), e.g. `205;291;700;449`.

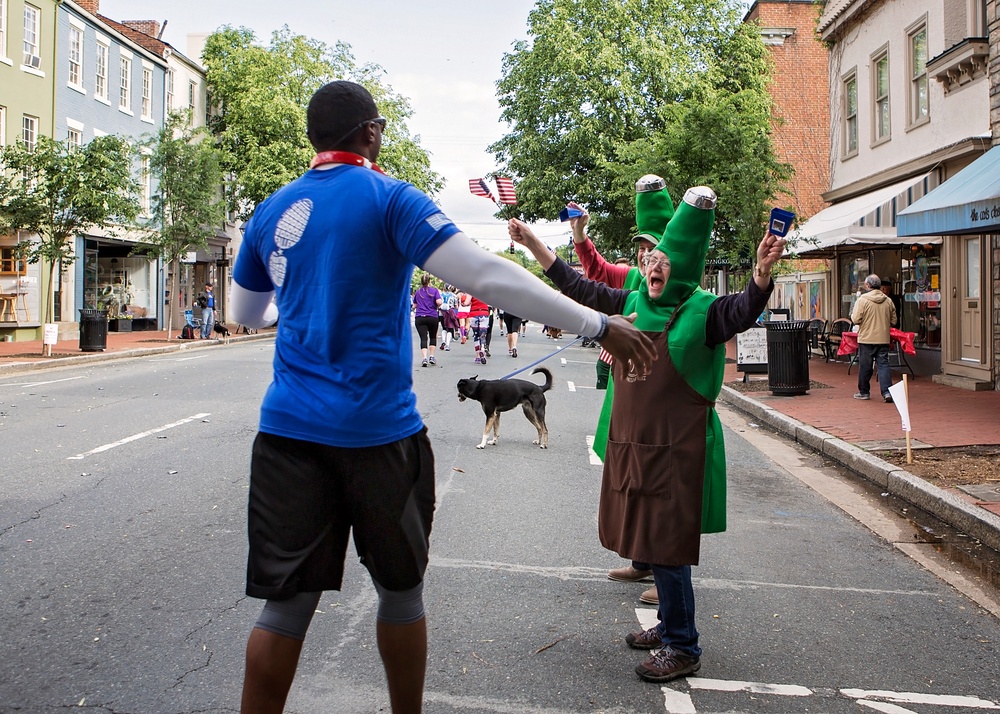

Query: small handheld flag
496;177;517;205
469;178;495;201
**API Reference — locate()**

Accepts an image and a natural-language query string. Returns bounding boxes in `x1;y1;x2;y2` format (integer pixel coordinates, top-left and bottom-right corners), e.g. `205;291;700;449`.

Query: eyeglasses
642;253;671;271
330;116;387;147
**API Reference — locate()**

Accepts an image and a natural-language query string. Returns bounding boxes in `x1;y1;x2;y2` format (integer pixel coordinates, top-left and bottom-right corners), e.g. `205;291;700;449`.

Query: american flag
469;178;495;201
495;177;517;205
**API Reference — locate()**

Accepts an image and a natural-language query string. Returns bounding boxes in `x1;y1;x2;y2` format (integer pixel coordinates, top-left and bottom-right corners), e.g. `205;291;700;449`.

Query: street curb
720;385;1000;554
0;332;274;374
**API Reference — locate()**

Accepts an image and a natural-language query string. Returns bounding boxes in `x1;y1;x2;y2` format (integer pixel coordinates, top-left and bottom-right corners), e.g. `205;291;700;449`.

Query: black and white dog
213;321;231;344
457;367;552;449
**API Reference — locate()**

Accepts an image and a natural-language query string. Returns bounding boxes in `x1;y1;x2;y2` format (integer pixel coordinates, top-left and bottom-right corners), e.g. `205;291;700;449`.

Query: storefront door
960;236;983;363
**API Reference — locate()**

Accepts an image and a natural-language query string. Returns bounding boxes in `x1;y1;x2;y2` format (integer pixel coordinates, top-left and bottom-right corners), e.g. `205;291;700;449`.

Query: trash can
79;309;109;352
765;320;810;395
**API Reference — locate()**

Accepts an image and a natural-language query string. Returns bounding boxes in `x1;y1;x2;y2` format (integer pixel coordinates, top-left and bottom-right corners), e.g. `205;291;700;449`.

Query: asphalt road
1;328;998;713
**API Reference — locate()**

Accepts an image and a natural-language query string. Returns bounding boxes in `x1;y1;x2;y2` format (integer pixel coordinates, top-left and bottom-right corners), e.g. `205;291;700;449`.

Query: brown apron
599;324;714;566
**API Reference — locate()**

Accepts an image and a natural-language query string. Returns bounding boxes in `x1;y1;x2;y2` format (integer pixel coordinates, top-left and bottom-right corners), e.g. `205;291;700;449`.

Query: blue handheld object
768;207;795;237
559;206;584;222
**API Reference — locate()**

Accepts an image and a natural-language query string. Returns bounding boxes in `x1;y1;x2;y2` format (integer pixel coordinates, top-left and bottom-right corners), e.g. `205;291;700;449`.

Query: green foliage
142;112;225;262
0;134;141;323
203;26;442;220
490;0;790;265
140;112;226;336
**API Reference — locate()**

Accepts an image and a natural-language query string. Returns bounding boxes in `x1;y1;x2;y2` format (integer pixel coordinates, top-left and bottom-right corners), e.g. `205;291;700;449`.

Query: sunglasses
330;116;387;147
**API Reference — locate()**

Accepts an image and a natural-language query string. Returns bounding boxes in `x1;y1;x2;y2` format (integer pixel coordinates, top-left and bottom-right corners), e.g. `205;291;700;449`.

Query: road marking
688;678;812;697
67;412;211;459
842;689;1000;709
657;678;1000;713
585;435;603;465
154;355;206;362
1;376;85;388
857;702;918;713
568;381;576;392
661;689;696;714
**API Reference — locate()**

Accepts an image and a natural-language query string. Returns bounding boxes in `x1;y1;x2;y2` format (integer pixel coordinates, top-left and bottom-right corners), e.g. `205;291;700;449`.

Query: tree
202;26;443;220
140;112;226;338
0;135;141;351
490;0;790;262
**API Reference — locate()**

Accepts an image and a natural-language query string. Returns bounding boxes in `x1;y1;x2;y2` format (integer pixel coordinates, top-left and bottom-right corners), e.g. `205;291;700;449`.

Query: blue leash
497;336;584;380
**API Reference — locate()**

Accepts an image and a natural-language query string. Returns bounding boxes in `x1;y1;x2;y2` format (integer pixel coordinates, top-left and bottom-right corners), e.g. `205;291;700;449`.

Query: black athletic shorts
246;428;435;600
502;313;522;335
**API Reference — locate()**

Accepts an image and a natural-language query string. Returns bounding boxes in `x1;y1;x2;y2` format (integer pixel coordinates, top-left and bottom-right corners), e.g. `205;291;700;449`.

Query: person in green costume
509;184;785;683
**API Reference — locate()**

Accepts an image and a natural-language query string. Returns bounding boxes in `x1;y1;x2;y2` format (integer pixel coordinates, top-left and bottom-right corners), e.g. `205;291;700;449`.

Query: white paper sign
736;327;768;367
888;380;910;432
42;323;59;345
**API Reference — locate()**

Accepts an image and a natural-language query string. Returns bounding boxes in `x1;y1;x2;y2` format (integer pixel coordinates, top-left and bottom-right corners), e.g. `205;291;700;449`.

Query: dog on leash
457;367;552;449
213;321;231;344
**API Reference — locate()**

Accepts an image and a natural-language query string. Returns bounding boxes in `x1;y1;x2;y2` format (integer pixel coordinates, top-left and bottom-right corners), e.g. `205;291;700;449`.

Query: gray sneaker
853;392;870;400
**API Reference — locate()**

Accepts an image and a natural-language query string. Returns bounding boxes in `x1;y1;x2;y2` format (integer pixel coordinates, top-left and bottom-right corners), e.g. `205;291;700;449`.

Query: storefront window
901;246;940;348
839;252;868;318
82;246;158;320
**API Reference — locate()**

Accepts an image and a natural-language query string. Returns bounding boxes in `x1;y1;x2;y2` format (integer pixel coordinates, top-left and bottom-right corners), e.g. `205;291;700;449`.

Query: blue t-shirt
233;165;460;447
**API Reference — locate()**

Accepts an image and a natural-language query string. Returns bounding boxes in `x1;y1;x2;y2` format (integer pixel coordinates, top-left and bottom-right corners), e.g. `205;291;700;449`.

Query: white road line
661;689;696;714
857;702;919;714
67;412;211;460
688;678;812;697
1;376;85;388
585;435;603;465
841;689;1000;709
636;607;658;631
561;358;566;365
154;355;206;362
567;381;576;392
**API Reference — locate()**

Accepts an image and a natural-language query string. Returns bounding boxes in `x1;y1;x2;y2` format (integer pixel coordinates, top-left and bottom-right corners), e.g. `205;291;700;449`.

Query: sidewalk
720;342;1000;552
0;326;274;370
1;327;998;552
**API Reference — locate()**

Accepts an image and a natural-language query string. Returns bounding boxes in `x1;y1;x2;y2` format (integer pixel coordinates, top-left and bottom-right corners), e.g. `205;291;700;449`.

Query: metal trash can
765;320;810;395
79;309;109;352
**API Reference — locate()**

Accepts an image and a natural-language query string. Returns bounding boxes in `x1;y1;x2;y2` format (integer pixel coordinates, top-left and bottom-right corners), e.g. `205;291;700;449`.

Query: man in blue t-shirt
230;80;656;713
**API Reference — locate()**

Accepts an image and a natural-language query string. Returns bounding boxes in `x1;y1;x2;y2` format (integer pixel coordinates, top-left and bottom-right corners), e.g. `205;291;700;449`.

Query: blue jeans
857;342;891;397
201;307;214;339
650;564;701;658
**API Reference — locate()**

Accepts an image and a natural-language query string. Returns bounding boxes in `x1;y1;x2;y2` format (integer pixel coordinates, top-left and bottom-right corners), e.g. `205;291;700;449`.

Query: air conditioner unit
27;54;41;69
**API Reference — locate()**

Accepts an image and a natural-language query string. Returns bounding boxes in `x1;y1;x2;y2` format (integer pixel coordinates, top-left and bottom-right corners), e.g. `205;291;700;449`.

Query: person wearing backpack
197;284;215;339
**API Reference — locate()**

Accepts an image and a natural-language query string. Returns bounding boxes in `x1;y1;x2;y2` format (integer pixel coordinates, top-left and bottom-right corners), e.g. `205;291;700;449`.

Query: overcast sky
99;0;571;252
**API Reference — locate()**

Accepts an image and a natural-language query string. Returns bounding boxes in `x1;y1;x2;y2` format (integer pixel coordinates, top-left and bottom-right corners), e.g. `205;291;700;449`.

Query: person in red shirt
467;296;491;363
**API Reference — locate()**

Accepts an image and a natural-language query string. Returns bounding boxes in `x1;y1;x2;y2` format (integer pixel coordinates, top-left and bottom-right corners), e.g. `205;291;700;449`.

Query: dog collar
310;151;385;174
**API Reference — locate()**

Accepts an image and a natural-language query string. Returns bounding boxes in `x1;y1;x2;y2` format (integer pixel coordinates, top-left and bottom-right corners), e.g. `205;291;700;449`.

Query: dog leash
497;336;583;380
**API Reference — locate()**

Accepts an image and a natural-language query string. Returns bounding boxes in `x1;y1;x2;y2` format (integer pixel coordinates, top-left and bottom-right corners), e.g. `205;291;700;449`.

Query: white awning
790;173;941;255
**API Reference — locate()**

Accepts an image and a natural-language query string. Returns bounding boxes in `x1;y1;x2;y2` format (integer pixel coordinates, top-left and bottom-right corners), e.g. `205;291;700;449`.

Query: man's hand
509;218;556;270
599;313;657;376
756;231;787;273
753;231;787;289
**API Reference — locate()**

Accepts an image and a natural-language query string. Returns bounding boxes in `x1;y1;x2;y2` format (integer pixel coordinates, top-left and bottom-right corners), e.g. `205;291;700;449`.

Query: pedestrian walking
413;273;442;367
851;274;898;402
229;80;655;714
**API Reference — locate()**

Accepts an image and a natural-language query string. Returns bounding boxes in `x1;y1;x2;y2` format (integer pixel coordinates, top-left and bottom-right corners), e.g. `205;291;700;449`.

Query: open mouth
458;393;466;401
648;276;665;290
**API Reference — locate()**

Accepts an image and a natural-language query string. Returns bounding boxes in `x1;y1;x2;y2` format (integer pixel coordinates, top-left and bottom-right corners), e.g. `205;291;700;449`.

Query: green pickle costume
593;178;727;534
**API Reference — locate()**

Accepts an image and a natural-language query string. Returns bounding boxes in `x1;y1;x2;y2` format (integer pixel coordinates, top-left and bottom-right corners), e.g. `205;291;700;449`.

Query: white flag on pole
888;380;910;432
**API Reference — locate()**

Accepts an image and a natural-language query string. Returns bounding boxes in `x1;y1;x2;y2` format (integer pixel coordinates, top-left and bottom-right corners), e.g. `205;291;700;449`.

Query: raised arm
423;232;656;373
567;203;631;288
